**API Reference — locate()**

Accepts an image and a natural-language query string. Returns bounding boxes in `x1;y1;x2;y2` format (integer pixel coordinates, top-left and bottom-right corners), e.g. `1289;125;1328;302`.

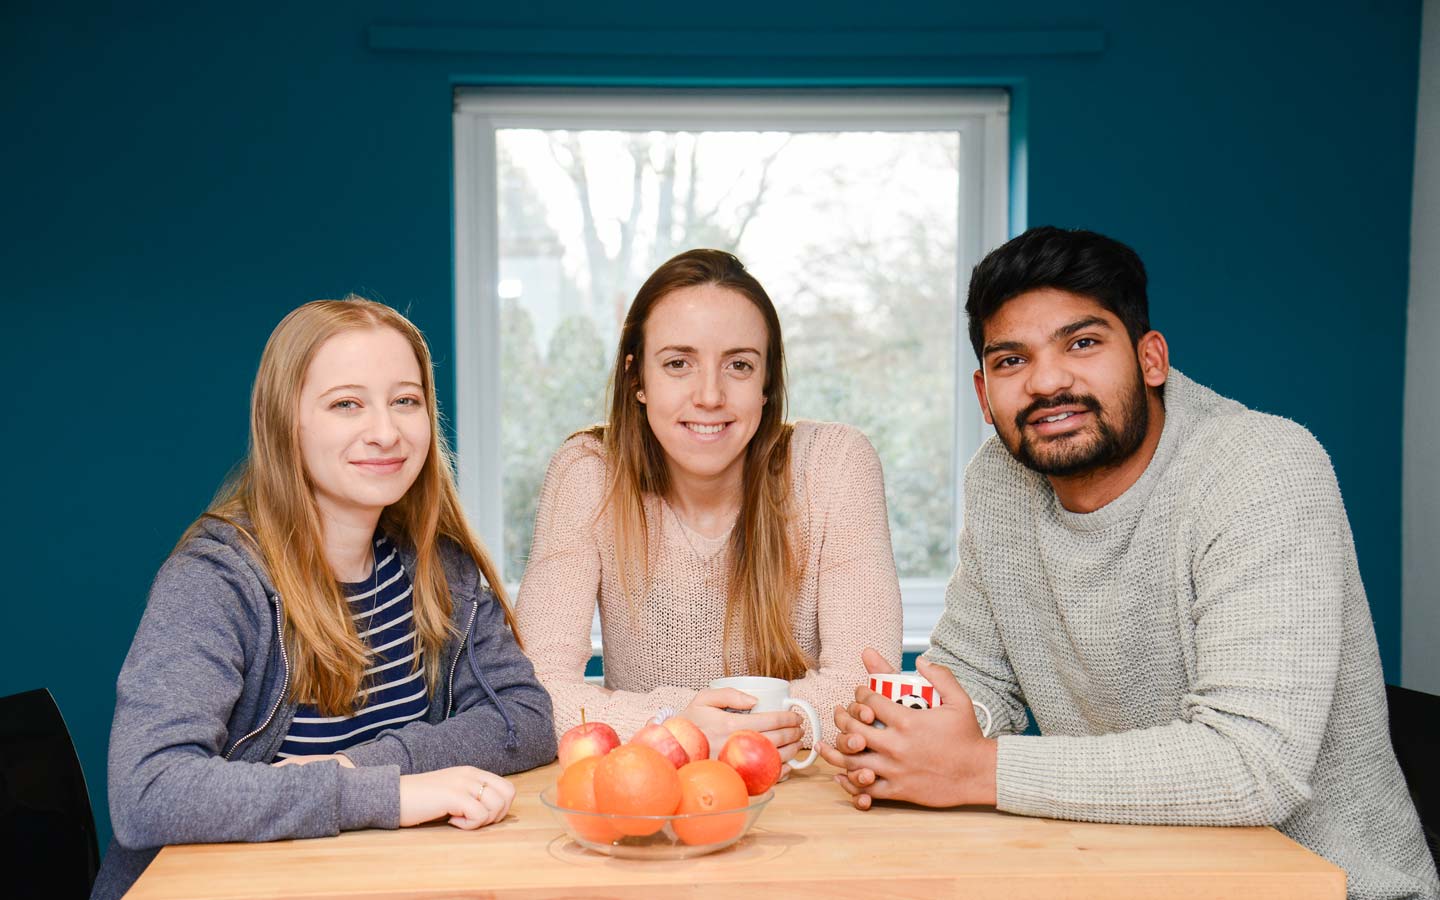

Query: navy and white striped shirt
275;533;430;759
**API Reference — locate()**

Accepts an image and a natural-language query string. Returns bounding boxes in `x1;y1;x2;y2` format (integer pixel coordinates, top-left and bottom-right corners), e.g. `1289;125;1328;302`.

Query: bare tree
549;131;790;310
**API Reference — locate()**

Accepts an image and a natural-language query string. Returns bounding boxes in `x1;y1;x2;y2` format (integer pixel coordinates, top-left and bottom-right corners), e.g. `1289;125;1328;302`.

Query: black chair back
1386;683;1440;866
0;688;100;899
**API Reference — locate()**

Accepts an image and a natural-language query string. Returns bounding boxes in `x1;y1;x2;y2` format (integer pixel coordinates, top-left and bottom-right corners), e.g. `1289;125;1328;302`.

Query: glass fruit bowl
538;785;773;859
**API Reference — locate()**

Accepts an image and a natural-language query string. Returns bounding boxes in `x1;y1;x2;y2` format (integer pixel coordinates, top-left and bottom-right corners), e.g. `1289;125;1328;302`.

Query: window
454;89;1008;647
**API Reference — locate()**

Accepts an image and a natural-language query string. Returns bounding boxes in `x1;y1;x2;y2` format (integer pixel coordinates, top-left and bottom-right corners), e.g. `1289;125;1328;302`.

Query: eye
727;359;755;373
1071;337;1099;350
993;355;1023;370
331;399;360;410
393;396;422;407
663;358;690;371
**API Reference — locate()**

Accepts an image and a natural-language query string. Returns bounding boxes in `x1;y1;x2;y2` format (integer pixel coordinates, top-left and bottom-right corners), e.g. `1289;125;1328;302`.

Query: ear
972;368;994;425
625;353;647;403
1136;331;1169;389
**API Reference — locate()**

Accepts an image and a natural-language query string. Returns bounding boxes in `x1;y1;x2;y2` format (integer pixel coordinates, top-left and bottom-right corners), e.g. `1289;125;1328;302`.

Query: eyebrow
982;316;1114;357
654;345;762;356
319;381;423;395
1053;316;1112;341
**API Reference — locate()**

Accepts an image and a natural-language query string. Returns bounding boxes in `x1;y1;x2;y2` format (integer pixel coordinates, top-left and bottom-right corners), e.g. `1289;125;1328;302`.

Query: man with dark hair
821;227;1438;899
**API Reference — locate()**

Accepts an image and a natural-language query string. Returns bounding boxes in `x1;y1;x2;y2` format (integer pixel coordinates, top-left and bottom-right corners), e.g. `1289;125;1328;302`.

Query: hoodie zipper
224;596;290;761
446;600;478;717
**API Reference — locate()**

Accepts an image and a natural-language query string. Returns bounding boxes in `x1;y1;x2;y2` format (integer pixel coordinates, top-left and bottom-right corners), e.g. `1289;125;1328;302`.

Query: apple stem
580;707;587;726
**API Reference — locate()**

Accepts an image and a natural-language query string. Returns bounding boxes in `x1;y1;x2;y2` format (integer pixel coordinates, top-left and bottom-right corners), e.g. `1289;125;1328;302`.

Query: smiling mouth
1021;404;1096;438
353;458;405;469
684;422;729;435
1020;396;1100;430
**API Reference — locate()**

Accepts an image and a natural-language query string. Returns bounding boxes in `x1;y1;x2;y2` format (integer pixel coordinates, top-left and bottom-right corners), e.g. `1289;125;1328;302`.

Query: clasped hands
817;648;998;810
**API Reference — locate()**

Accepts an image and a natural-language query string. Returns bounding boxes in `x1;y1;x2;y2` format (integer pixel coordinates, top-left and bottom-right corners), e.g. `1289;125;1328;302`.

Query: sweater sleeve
994;421;1346;825
340;548;557;775
107;545;399;850
788;425;904;747
925;519;1031;737
514;438;698;741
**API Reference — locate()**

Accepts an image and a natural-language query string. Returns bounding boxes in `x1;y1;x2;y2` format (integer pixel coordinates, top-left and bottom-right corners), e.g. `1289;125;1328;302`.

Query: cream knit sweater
931;370;1438;900
515;421;903;747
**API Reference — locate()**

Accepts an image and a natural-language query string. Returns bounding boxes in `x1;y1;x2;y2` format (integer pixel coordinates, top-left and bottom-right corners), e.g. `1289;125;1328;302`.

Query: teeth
1042;412;1074;423
686;422;725;434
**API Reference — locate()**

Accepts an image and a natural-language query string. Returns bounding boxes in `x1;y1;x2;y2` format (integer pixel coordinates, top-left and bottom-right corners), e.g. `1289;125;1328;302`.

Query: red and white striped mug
867;672;993;736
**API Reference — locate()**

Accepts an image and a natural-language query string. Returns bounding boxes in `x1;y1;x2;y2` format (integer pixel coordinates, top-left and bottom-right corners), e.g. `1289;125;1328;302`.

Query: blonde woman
95;299;555;900
516;250;902;759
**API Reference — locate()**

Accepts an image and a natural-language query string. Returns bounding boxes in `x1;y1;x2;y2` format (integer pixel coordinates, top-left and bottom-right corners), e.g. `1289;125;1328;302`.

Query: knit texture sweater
515;420;904;746
930;370;1438;900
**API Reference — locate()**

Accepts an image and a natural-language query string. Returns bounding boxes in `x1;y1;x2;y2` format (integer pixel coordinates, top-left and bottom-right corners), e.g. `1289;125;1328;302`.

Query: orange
672;759;749;846
555;756;621;844
593;743;682;836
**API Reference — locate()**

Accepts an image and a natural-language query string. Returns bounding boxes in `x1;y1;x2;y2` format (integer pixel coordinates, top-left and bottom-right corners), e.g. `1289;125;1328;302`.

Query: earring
636;390;646;403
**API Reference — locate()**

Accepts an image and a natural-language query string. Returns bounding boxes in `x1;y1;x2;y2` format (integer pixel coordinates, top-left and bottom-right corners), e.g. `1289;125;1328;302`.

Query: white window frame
453;88;1009;652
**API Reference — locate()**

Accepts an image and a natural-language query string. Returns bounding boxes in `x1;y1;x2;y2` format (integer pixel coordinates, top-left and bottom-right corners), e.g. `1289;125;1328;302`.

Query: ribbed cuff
337;764;401;831
994;734;1057;818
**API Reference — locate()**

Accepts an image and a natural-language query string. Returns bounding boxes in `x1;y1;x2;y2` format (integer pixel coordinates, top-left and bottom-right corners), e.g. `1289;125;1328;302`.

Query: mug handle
971;700;993;738
785;698;821;769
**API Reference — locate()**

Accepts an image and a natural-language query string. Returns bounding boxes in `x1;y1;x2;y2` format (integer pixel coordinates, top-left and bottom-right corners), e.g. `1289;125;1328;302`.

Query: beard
1003;368;1151;478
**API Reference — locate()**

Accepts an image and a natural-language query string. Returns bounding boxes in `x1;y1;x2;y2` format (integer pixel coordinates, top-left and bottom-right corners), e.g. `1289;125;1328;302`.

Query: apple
557;716;621;770
718;730;782;795
629;723;690;768
661;716;710;763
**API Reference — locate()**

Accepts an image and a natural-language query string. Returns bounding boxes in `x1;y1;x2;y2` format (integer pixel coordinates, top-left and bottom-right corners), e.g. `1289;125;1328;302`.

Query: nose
694;365;725;409
364;406;401;448
1024;349;1075;399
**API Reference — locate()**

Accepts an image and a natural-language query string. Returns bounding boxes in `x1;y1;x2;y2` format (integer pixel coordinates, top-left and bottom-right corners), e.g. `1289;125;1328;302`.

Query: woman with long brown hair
95;298;555;900
516;250;902;759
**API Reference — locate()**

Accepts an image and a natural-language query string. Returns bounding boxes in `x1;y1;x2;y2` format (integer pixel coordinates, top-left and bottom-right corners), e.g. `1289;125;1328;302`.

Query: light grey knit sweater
928;370;1438;900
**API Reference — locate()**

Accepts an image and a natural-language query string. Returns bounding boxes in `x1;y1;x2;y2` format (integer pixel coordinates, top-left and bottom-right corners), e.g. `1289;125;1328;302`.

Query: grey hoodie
92;518;557;899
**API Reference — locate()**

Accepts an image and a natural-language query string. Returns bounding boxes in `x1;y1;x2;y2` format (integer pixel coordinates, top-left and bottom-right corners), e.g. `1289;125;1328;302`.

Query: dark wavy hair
966;226;1150;361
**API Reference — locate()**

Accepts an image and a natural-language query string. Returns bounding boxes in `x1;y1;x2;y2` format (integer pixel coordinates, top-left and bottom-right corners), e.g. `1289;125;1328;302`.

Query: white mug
708;675;821;769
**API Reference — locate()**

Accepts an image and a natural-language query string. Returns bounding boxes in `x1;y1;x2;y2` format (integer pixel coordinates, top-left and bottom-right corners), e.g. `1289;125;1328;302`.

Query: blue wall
1;1;1420;848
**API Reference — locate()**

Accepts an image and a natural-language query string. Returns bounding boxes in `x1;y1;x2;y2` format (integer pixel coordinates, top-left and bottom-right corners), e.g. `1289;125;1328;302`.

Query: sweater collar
1047;370;1192;533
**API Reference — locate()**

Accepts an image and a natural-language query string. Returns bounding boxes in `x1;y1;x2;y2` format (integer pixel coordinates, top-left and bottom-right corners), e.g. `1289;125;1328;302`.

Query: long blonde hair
592;249;807;680
181;297;515;716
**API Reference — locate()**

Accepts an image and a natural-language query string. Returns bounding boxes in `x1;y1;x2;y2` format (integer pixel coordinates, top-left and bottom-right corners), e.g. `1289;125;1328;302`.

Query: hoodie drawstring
464;600;519;750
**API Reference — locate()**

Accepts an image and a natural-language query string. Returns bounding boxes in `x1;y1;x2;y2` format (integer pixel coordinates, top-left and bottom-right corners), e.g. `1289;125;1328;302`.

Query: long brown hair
591;249;807;680
181;297;516;716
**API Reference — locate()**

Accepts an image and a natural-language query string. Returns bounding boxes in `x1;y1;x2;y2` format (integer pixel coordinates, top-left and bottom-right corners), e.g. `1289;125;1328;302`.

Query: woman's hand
399;767;516;829
271;753;355;768
680;689;805;762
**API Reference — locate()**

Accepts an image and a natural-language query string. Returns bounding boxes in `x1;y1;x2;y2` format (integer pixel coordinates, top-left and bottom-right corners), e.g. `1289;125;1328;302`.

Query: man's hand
818;657;997;810
829;648;895;754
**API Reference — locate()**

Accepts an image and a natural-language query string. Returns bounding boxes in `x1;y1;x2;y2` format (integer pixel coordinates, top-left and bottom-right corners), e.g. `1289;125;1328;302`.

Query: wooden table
126;761;1344;899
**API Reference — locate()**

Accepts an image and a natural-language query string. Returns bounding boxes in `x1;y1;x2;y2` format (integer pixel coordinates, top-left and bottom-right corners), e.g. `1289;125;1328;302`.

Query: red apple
629;723;690;769
557;718;621;770
718;729;782;795
660;716;710;763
